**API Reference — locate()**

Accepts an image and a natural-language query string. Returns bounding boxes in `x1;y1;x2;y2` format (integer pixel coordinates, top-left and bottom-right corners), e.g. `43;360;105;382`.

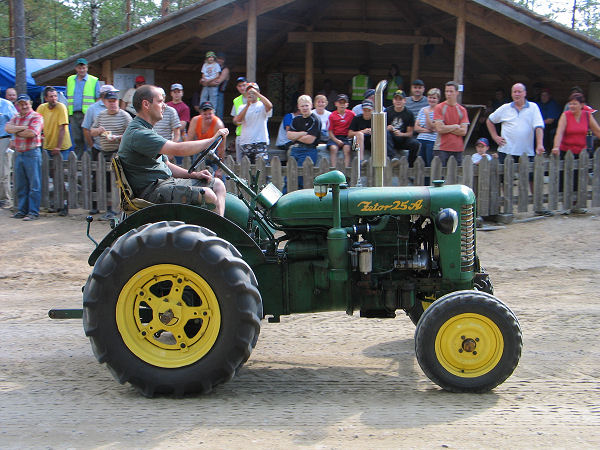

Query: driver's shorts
141;176;215;205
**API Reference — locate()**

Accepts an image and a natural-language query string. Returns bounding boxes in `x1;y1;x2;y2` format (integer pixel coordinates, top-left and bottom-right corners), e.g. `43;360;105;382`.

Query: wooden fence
6;149;600;216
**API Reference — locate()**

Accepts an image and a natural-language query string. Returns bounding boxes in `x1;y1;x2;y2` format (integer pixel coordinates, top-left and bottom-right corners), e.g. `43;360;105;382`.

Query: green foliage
2;0;166;60
511;0;600;40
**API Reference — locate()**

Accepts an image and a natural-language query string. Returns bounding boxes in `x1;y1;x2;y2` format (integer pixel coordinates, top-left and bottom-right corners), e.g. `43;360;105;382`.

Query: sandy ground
0;206;599;449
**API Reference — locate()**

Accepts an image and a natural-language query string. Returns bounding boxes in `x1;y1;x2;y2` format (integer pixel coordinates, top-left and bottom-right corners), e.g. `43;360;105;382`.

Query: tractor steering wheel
188;135;223;174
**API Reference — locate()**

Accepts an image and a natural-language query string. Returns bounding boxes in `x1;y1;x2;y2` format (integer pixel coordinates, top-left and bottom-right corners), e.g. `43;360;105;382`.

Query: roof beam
420;0;600;76
287;32;443;45
114;0;296;69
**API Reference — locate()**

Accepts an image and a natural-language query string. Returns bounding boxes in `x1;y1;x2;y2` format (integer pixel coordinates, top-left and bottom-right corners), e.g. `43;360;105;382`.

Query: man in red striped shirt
5;94;44;220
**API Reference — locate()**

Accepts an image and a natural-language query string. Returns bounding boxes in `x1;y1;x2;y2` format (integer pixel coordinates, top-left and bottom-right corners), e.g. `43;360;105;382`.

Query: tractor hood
270;184;474;227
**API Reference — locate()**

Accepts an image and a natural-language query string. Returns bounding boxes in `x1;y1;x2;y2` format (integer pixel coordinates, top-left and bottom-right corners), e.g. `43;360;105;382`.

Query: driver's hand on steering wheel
191;169;213;181
216;128;229;138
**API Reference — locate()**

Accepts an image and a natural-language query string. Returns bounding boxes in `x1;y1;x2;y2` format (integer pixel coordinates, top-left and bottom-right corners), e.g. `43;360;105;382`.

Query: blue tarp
0;57;66;100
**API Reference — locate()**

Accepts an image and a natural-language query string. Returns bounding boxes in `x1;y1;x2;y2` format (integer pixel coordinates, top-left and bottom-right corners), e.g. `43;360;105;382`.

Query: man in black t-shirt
386;90;420;166
349;99;373;158
286;95;321;189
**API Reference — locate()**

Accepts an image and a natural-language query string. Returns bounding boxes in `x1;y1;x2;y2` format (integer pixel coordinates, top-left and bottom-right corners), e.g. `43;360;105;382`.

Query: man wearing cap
188;101;226;148
187;101;227;163
5;94;44;220
66;58;100;158
0;94;17;208
167;83;190;139
349;99;374;158
472;137;497;165
352;88;375;116
121;75;146;117
200;51;221;106
327;93;355;166
82;84;117;214
118;85;228;216
90;88;132;220
385;90;420;166
405;79;428;118
433;81;470;166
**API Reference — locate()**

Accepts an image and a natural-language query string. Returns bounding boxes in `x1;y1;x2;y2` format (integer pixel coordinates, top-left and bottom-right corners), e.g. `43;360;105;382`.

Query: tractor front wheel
83;221;262;397
415;290;521;393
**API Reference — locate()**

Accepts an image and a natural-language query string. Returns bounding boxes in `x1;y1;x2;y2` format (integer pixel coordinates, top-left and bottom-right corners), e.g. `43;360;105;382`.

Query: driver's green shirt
117;116;170;195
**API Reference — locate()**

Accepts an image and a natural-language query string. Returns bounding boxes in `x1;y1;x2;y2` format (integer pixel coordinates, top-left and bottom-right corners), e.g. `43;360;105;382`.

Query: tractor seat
112;156;216;213
112;155;154;213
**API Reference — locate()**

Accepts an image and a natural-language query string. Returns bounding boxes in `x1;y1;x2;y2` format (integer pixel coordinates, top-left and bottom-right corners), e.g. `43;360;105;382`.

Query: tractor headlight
435;208;458;234
314;184;328;199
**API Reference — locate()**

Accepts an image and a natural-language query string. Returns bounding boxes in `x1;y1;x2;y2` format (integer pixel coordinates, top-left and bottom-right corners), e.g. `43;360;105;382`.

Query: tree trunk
161;0;170;16
125;0;131;32
13;0;27;94
8;0;15;56
91;1;100;47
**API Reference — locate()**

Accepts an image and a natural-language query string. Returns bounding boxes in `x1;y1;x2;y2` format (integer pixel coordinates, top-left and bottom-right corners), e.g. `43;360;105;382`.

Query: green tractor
55;83;522;396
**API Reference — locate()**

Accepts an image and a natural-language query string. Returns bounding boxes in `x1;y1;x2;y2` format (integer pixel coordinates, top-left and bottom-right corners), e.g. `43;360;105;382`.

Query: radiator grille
461;204;475;272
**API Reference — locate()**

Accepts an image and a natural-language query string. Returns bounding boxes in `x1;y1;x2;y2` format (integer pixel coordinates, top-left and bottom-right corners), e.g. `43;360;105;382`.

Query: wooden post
246;0;257;82
305;27;314;97
454;0;466;102
410;30;421;82
102;59;112;85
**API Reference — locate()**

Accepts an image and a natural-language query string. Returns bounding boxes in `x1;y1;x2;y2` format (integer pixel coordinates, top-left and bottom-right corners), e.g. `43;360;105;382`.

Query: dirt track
0;208;599;449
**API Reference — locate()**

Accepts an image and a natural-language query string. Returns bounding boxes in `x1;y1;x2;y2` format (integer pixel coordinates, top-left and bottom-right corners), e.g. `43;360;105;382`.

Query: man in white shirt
486;82;545;164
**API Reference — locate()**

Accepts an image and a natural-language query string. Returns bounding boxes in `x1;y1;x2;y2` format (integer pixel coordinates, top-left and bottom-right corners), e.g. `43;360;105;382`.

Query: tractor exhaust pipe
372;80;387;187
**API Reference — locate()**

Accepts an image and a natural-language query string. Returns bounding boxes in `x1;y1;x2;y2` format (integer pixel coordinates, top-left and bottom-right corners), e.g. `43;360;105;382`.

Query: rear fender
87;203;265;266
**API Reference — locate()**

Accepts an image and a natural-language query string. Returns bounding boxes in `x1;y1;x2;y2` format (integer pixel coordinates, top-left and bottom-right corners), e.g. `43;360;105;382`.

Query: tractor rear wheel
414;290;522;393
83;221;262;397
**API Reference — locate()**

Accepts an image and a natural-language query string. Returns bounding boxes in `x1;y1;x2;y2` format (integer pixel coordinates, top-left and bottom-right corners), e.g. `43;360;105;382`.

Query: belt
0;135;10;139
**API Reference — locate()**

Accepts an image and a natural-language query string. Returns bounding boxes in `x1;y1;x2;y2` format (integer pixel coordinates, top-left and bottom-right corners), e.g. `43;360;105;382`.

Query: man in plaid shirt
5;94;44;220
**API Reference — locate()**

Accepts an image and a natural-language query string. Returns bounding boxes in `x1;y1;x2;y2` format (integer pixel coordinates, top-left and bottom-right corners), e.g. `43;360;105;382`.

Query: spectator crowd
1;54;600;221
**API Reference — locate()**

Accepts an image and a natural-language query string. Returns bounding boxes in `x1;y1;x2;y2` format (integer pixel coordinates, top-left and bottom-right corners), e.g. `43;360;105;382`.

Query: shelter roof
32;0;600;90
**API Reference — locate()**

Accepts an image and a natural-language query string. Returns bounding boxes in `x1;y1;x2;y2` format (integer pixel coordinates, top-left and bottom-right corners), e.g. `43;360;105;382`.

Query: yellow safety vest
233;95;244;136
233;95;261;136
66;74;98;115
351;74;369;101
386;78;400;100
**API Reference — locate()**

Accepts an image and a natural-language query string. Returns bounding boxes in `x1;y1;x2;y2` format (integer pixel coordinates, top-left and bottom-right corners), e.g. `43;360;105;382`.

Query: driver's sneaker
100;209;117;221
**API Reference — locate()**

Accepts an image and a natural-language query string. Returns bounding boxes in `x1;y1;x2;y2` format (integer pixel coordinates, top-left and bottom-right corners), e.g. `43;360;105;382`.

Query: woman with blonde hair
414;87;441;166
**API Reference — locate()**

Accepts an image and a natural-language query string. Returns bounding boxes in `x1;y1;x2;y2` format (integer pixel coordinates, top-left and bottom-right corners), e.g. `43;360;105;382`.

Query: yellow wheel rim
116;264;221;368
434;313;503;378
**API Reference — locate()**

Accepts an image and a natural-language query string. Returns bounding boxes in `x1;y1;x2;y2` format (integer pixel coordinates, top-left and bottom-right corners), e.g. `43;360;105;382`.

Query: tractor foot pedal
48;309;83;319
360;309;396;318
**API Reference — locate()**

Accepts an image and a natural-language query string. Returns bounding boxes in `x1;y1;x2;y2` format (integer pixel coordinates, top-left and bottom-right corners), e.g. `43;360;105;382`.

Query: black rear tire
83;221;262;397
415;290;522;393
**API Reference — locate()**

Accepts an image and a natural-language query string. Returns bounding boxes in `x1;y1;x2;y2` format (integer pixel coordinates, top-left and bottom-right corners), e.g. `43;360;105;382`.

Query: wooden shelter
33;0;600;115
